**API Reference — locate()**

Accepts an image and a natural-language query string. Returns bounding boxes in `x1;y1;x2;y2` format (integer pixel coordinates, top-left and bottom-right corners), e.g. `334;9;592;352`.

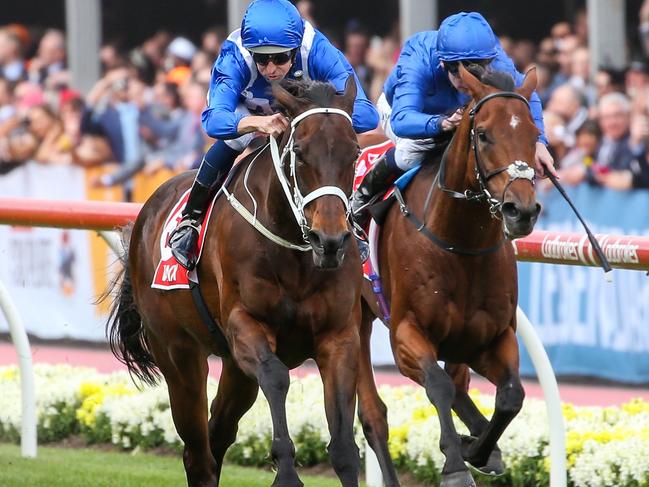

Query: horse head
272;76;359;269
458;64;542;239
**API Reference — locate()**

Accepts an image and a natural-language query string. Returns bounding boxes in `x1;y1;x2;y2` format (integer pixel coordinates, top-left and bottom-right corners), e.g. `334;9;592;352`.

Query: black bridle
394;91;536;256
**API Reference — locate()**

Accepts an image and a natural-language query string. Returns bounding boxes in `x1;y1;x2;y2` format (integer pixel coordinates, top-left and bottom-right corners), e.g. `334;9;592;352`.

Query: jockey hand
238;114;289;138
534;141;558;178
440;108;464;132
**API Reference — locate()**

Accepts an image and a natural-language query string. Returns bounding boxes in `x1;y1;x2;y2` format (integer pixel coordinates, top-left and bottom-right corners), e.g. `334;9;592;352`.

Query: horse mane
480;70;516;91
275;78;337;111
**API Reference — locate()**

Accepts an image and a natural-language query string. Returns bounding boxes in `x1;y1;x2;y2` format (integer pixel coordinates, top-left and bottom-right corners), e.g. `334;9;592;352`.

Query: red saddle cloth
151;189;217;290
354;139;395;279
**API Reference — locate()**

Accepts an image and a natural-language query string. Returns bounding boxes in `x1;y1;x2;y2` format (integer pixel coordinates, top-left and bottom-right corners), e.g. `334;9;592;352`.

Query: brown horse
107;78;365;487
356;65;541;487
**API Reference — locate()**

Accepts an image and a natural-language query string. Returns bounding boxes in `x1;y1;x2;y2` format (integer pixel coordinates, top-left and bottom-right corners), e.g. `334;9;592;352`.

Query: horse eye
478;131;489;143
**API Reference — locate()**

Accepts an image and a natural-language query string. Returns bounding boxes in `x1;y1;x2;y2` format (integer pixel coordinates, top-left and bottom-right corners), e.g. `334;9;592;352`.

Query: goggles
445;59;492;76
252;50;294;67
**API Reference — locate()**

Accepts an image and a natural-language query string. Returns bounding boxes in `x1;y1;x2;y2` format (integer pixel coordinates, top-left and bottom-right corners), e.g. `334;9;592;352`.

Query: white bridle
223;107;353;251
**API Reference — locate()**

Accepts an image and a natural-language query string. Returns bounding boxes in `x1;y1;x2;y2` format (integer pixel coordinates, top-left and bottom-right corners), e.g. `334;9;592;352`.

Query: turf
0;443;355;487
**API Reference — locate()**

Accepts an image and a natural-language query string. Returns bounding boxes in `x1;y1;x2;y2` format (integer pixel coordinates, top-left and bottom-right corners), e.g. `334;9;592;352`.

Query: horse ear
272;82;302;117
335;75;357;115
516;66;538;100
458;63;488;100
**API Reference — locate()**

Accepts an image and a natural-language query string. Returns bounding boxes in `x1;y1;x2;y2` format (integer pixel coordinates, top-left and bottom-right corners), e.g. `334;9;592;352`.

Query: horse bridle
394;91;537;256
437;91;536;216
223;107;353;251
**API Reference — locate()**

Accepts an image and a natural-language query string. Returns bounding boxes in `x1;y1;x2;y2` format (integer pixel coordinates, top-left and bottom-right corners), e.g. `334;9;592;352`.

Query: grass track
0;443;355;487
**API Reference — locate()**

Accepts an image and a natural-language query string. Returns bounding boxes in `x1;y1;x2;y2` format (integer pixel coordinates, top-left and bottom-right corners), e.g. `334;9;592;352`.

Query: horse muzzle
501;201;542;239
308;229;352;269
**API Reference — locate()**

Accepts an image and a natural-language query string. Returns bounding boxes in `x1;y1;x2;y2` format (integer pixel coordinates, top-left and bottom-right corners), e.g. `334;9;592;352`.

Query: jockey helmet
436;12;498;62
241;0;304;54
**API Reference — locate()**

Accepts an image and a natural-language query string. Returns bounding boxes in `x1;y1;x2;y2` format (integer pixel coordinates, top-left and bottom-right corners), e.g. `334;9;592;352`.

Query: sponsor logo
162;264;179;282
541;234;580;261
603;239;639;264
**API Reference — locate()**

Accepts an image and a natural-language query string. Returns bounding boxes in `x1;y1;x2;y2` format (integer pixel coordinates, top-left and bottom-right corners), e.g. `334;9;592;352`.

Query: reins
222;107;353;251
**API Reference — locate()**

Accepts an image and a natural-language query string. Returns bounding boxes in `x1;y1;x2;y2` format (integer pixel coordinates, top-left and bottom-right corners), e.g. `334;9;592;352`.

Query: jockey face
443;59;492;94
254;50;295;82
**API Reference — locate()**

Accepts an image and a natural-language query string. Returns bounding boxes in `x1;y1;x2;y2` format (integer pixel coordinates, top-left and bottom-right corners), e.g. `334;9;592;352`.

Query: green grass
0;443;355;487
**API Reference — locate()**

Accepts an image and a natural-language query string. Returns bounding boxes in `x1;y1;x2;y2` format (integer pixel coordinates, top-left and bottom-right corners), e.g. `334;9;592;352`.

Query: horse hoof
440;470;476;487
466;448;506;477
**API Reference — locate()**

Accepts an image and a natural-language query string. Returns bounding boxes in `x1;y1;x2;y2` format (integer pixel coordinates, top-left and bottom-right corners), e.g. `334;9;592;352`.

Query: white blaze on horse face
510;115;521;129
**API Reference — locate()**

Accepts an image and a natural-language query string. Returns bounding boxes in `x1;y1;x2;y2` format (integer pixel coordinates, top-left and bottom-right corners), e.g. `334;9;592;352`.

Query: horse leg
393;319;475;487
147;331;216;487
208;357;260;480
314;320;361;487
356;301;401;486
464;327;524;469
445;363;505;475
227;305;302;487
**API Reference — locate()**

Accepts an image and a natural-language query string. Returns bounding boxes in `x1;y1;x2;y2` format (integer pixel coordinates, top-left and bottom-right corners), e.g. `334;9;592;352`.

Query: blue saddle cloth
394;165;422;191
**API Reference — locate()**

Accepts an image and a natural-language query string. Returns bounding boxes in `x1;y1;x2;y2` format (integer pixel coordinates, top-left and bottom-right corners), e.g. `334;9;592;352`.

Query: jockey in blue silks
351;11;557;225
170;0;378;270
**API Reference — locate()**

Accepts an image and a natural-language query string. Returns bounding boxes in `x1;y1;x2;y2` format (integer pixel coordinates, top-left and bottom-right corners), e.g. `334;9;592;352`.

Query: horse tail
101;225;160;386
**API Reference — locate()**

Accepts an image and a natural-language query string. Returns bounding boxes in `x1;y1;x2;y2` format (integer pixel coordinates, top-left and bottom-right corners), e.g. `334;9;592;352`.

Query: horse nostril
535;203;542;217
501;202;520;221
308;230;323;250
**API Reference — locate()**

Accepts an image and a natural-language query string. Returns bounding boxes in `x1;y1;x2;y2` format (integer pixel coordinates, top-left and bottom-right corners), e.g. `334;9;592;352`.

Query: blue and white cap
241;0;304;54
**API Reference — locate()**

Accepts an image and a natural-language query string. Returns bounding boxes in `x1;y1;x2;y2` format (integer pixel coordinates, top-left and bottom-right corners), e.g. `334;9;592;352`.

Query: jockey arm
201;41;251;140
309;33;379;133
387;39;448;139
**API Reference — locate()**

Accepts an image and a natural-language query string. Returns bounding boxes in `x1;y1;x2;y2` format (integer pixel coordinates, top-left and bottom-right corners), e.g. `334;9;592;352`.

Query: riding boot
350;148;403;228
169;180;213;270
169;140;239;270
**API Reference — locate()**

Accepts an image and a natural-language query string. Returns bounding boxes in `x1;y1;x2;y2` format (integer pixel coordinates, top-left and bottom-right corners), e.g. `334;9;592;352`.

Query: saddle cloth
150;189;218;290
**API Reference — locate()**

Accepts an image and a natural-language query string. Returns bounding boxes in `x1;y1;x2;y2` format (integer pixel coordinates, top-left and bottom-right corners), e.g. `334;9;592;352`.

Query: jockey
170;0;378;270
351;11;556;225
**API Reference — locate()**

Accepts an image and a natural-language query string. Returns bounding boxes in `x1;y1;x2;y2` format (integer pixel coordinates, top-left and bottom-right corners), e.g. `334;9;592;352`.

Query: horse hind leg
464;327;525;471
393;319;475;487
445;363;505;476
357;300;401;486
208;357;259;478
227;305;303;487
147;331;217;487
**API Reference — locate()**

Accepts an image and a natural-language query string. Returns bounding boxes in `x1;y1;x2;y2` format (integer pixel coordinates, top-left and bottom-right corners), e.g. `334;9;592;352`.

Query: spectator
569;46;596;106
28;29;66;85
557;119;601;186
546;83;589;147
0;77;15;124
543;110;568;162
595;111;649;189
26;103;73;164
0;28;25;82
344;21;373;95
201;27;225;59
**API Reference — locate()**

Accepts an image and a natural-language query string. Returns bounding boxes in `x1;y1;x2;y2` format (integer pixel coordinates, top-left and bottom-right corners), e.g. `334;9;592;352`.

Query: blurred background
0;0;647;385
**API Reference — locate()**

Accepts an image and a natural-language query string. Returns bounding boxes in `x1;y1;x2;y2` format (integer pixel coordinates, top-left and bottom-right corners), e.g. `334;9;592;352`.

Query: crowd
1;1;649;201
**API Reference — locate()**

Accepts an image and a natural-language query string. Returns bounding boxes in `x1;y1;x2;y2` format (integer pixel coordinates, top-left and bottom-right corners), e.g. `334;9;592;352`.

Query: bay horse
107;78;365;487
356;65;542;487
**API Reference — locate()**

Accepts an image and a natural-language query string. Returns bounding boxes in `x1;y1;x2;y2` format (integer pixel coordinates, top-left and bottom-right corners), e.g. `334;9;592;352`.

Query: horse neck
424;118;504;247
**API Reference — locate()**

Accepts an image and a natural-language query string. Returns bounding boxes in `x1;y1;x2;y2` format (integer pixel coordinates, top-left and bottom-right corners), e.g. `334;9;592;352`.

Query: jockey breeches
377;93;443;171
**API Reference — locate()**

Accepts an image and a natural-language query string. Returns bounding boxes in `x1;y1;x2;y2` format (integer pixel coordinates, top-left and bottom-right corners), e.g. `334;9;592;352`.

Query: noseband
222;107;353;251
439;91;536;215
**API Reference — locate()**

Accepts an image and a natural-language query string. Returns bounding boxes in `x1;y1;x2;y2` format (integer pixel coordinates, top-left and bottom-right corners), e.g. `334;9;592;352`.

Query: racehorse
355;65;542;487
106;78;365;487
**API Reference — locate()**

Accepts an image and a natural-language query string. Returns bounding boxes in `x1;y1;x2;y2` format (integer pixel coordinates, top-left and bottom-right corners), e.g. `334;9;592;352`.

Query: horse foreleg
393;319;475;487
315;321;361;487
465;327;524;470
147;332;216;487
445;363;505;476
356;301;401;487
208;357;259;478
228;304;302;487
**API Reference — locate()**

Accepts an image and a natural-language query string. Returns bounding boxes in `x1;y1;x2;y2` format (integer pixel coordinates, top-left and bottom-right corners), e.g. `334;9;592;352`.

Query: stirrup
169;218;201;244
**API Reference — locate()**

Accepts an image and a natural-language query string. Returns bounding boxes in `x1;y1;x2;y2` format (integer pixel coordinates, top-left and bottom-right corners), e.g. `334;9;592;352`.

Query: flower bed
1;364;648;486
